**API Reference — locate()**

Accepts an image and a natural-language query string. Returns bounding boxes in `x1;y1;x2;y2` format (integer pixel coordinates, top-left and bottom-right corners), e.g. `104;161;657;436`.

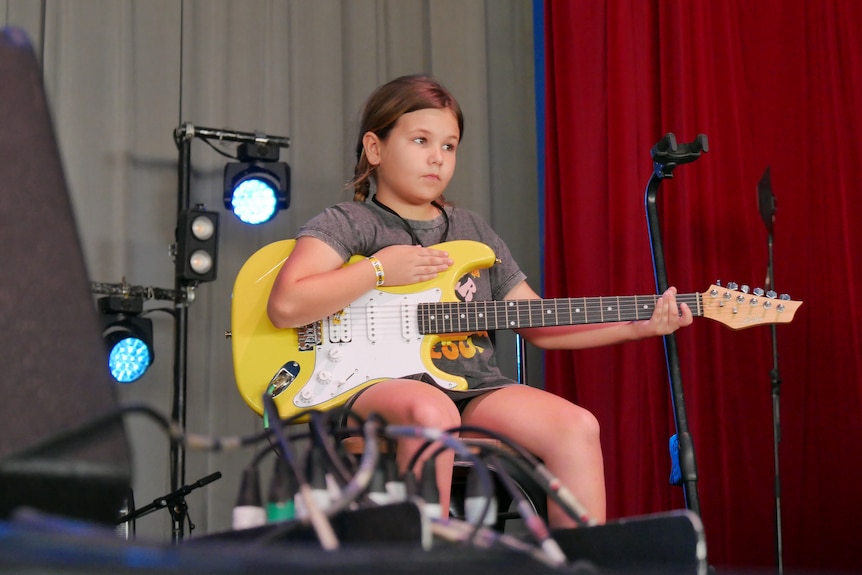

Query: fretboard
417;293;703;334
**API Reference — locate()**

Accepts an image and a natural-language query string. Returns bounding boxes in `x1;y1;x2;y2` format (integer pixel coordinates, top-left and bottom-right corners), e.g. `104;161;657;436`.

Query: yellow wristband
367;256;384;287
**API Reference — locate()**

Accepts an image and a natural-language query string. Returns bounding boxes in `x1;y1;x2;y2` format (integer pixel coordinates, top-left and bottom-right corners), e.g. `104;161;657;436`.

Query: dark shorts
339;372;516;428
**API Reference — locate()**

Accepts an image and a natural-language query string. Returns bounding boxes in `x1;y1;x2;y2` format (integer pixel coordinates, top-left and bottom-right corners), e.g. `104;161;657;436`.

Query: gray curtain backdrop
1;0;539;541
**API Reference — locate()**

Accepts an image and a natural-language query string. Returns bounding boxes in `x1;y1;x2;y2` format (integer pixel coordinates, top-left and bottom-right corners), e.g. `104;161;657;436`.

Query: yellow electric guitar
231;239;802;420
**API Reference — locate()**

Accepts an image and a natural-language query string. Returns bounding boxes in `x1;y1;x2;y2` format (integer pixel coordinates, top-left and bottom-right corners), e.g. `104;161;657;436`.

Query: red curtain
542;0;862;571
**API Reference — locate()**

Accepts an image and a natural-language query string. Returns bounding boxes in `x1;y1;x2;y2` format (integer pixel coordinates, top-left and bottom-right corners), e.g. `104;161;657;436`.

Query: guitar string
324;294;708;337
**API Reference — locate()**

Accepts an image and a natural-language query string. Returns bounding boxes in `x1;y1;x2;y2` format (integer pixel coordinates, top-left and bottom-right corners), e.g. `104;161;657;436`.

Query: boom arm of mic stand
116;471;222;537
644;133;708;519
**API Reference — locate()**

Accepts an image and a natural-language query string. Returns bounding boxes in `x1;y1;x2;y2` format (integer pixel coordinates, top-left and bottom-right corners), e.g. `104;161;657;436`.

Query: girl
267;74;692;528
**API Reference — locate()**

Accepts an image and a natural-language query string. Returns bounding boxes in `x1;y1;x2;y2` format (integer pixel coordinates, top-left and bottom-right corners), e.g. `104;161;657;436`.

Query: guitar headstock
700;283;802;330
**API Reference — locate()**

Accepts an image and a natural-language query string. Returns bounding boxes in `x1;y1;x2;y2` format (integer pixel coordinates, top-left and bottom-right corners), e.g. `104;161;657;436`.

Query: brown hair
349;74;464;202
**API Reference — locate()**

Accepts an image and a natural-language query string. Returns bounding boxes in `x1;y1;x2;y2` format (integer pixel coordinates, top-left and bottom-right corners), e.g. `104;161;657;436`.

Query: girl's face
364;107;460;216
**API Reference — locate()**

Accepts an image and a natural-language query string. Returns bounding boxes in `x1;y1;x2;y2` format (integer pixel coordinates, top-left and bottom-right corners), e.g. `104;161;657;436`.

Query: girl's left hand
635;287;693;337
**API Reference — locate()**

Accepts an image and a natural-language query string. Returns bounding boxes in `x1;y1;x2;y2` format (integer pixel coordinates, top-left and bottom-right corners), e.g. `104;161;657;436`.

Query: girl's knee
575;406;601;436
555;404;601;445
405;396;461;430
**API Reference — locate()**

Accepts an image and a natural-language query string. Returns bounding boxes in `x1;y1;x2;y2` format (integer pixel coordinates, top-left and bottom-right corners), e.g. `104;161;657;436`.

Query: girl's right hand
373;245;453;286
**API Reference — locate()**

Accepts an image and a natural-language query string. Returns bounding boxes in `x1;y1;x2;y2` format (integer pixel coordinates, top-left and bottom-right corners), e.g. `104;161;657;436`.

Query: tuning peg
715;280;722;287
727;282;739;290
766;290;777;299
753;287;765;297
779;294;791;300
740;285;750;294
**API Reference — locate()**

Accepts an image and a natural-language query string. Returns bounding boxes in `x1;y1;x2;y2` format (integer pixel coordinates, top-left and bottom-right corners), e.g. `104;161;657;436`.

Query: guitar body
231;239;497;419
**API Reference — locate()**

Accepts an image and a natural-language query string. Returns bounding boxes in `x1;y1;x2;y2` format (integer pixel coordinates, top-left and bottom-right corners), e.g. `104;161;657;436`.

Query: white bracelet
367;256;384;287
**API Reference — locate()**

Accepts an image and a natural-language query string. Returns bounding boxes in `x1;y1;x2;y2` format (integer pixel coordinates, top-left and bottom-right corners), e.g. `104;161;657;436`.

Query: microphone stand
644;133;709;518
116;471;222;544
757;168;783;575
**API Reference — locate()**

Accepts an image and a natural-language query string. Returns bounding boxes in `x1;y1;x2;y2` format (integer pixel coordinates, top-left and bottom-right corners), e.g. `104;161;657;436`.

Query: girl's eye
413;137;427;144
443;143;456;152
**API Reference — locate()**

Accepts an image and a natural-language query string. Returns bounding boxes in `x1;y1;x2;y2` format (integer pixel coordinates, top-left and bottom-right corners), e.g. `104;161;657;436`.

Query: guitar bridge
297;321;322;351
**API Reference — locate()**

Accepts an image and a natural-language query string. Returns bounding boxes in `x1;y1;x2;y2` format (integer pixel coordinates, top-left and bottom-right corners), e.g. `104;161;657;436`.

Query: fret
538;300;549;327
584;297;602;323
563;298;574;325
488;300;500;331
465;300;475;331
454;300;463;331
477;299;488;331
509;300;519;329
505;300;517;329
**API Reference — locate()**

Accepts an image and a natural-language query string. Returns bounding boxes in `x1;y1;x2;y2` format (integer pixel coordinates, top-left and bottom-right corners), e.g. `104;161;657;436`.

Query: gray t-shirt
298;199;527;390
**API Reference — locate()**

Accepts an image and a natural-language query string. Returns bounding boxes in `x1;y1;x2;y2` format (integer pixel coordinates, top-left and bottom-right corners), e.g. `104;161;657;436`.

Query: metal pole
170;127;193;543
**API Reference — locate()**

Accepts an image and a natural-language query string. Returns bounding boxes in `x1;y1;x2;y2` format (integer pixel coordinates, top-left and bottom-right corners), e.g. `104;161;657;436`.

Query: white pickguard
291;287;460;409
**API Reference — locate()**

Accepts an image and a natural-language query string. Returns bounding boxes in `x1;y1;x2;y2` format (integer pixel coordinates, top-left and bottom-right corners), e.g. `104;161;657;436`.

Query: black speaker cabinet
0;26;131;525
553;510;708;575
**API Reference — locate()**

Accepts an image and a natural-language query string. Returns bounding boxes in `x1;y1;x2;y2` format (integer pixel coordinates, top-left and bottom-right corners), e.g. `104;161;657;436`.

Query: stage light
98;295;154;384
223;143;290;225
176;207;219;283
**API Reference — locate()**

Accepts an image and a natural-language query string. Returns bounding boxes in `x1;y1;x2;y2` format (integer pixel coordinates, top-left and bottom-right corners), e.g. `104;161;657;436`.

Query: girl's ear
362;131;382;166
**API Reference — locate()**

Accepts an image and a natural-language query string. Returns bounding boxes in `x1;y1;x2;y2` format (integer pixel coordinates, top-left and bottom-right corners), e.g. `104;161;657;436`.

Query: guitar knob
328;348;342;360
317;371;332;383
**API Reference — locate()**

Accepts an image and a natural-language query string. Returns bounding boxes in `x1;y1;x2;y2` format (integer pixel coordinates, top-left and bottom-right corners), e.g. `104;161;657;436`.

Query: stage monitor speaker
552;510;708;575
0;26;132;525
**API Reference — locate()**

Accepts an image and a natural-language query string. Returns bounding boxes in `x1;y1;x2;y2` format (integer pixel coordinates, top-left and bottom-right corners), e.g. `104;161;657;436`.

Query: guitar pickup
328;308;352;343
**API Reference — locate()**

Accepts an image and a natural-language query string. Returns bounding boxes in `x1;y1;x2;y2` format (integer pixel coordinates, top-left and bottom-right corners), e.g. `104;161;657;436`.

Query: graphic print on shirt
430;269;489;362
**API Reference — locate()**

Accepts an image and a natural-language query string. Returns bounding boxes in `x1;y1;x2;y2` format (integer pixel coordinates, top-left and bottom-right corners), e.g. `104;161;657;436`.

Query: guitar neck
417;293;703;334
